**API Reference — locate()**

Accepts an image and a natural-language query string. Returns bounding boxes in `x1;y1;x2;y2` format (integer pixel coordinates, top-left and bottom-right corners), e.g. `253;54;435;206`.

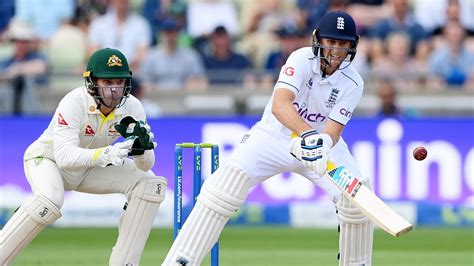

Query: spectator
88;0;152;72
239;0;298;68
47;13;88;75
428;21;474;89
0;0;14;35
370;0;428;60
296;0;330;32
297;0;349;32
75;0;109;23
187;0;240;38
201;25;253;86
375;79;416;117
130;78;162;118
431;0;474;48
14;0;75;41
139;18;207;91
371;32;424;90
414;0;474;35
260;25;306;89
346;0;391;36
142;0;187;45
265;26;306;73
376;79;401;116
0;20;48;115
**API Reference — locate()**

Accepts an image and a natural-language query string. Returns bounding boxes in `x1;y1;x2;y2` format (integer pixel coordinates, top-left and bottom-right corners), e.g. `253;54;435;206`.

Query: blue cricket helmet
312;11;359;63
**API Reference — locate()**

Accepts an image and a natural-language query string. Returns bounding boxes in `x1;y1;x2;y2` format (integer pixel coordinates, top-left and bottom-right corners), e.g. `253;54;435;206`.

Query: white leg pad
0;195;61;265
162;164;250;266
337;180;374;266
109;176;167;266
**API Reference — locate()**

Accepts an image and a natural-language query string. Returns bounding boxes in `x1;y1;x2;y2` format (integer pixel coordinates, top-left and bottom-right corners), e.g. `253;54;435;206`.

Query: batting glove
290;130;333;177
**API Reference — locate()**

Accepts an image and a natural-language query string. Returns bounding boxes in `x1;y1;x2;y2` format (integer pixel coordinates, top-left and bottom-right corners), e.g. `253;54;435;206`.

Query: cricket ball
413;146;428;161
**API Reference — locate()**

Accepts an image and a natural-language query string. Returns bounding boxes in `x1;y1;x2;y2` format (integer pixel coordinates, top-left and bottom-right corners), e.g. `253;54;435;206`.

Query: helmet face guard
83;48;133;109
311;11;360;70
85;77;132;108
312;29;359;70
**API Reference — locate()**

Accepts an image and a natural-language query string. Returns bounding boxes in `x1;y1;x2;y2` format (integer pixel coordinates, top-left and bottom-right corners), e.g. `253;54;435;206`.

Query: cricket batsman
0;48;167;266
163;11;372;266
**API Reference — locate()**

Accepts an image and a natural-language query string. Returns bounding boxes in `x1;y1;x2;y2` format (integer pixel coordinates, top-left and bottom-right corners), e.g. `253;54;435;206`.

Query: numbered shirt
24;86;148;170
259;47;364;135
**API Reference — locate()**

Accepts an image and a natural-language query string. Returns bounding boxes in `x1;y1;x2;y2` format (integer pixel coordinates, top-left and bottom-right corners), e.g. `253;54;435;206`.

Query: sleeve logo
283;66;295;76
57;113;68;126
340;108;353;118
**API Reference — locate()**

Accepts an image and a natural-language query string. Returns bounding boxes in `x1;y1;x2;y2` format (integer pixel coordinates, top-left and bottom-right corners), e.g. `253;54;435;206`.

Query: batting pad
109;177;167;266
0;195;61;265
337;181;374;266
162;164;250;266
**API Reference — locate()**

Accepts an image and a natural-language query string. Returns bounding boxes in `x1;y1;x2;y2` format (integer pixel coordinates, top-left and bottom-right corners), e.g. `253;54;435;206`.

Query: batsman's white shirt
230;47;364;202
24;86;154;191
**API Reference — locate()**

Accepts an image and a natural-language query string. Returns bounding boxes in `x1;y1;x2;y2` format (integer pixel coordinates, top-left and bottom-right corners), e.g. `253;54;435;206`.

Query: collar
313;57;342;85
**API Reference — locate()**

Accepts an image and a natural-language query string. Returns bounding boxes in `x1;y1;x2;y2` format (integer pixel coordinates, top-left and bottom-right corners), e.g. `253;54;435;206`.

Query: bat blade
326;161;413;237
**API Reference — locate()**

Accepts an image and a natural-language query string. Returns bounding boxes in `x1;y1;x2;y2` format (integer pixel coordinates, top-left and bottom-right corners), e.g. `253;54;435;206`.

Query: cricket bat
326;160;413;237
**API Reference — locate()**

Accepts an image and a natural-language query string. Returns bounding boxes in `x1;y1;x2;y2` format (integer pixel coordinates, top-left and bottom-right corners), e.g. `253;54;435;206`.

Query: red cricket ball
413;146;428;161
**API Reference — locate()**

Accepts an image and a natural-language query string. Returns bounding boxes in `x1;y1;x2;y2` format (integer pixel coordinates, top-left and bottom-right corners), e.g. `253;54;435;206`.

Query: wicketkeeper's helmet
312;11;359;66
83;48;132;108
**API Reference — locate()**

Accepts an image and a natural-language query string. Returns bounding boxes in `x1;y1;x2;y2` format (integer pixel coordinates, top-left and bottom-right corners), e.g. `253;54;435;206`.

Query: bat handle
326;160;337;171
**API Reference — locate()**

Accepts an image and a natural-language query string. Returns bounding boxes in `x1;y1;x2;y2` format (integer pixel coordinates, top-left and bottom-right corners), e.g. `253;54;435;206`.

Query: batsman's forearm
272;94;312;135
133;150;155;172
275;110;312;135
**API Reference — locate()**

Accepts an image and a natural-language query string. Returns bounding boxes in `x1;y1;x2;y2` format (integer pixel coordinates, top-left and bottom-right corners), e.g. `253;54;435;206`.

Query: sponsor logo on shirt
306;78;313;89
340;108;353;118
325;88;339;108
57;113;68;126
293;102;326;123
283;66;295;76
85;125;95;136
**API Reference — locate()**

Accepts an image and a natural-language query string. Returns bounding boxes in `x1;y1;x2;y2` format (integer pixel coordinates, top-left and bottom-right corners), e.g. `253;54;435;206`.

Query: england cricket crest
325;88;339;108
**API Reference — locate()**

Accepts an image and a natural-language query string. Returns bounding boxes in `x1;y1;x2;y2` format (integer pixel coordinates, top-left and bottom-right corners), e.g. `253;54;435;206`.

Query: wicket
174;142;219;266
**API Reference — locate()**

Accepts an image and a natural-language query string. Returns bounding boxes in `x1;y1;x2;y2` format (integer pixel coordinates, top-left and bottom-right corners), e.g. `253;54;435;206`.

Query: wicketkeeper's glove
114;116;157;156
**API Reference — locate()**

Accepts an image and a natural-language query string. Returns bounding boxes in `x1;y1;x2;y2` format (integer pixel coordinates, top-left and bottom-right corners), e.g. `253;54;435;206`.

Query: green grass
12;227;474;265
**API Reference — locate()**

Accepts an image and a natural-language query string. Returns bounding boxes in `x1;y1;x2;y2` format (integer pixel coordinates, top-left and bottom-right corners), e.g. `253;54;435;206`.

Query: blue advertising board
1;116;472;206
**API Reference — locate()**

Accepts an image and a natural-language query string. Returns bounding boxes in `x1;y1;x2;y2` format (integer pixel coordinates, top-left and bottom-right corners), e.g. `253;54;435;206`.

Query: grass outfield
12;227;473;265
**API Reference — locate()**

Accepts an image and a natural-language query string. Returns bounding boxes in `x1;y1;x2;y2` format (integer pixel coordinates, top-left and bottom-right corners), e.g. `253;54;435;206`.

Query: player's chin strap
336;179;373;266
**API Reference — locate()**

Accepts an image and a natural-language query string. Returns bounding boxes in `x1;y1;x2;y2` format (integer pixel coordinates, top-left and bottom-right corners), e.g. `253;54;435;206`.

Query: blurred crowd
0;0;473;115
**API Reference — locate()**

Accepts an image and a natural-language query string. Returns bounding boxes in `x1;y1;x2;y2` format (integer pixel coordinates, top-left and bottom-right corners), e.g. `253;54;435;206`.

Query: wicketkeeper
163;11;373;266
0;48;167;266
